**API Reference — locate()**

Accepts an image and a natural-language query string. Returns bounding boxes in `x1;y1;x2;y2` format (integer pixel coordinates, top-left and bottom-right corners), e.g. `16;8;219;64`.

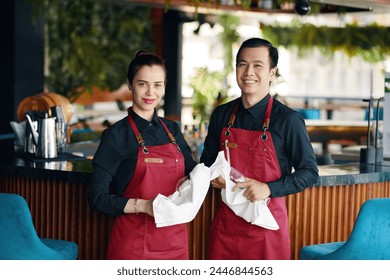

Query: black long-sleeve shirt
200;94;319;197
88;109;197;216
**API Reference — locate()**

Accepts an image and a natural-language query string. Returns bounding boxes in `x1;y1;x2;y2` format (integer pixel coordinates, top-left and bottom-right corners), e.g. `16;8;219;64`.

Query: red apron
208;96;291;260
106;114;188;260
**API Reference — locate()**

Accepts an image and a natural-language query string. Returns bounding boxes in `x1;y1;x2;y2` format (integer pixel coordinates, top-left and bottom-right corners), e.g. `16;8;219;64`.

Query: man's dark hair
236;38;279;69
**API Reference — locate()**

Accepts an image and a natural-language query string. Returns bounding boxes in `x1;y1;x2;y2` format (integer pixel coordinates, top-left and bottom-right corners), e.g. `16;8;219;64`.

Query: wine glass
229;167;246;183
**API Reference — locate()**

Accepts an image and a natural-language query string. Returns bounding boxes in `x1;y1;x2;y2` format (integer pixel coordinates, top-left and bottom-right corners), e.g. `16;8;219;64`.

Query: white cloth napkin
153;163;211;228
210;151;279;230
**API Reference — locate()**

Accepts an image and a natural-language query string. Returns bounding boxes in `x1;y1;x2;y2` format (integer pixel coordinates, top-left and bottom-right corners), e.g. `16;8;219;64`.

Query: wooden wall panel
1;175;389;260
0;175;113;260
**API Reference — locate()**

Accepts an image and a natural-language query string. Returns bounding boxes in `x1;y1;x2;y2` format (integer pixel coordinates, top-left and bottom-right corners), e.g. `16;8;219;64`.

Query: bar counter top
1;147;390;187
0;152;92;184
1;138;390;260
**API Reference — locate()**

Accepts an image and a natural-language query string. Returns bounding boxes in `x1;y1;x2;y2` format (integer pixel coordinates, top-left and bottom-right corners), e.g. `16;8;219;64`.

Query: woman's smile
142;98;155;104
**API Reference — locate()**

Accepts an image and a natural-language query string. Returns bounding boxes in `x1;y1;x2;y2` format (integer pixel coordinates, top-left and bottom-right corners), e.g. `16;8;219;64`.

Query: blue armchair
0;193;78;260
300;198;390;260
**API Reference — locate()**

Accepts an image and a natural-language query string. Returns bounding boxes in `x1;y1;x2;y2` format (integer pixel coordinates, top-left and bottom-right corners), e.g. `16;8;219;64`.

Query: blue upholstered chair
300;198;390;260
0;193;78;260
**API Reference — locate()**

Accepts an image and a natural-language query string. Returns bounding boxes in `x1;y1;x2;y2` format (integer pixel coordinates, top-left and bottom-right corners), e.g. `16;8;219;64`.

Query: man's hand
211;175;226;189
232;177;271;202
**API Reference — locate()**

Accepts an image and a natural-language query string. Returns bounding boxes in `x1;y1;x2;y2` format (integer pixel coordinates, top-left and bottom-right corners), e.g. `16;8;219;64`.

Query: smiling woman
130;65;166;120
88;50;197;260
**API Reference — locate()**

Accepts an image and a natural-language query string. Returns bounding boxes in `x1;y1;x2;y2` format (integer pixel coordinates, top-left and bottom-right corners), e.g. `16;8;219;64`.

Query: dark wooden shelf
127;0;295;15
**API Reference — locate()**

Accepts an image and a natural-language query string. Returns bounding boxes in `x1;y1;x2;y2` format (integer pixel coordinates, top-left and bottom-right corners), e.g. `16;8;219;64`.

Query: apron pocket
144;217;187;253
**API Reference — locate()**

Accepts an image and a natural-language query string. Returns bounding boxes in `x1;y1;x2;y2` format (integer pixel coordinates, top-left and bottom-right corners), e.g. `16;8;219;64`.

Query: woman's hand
124;198;154;217
140;199;154;217
232;177;271;202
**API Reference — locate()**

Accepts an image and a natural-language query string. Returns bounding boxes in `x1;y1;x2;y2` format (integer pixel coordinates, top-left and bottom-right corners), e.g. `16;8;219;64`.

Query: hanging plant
219;13;240;75
260;21;390;63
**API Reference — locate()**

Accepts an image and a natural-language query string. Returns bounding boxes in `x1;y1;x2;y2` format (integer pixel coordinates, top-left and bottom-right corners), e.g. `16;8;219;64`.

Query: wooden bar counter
1;147;390;260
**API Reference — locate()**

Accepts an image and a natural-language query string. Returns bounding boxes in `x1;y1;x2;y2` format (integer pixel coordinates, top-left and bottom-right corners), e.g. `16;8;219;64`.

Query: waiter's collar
128;107;159;131
241;94;270;117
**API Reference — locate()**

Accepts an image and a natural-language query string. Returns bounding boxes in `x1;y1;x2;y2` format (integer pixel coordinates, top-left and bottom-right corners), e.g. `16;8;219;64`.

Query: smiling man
200;38;319;260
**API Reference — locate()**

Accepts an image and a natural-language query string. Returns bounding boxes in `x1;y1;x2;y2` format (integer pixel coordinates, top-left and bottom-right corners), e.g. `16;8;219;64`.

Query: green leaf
261;22;390;63
32;0;154;97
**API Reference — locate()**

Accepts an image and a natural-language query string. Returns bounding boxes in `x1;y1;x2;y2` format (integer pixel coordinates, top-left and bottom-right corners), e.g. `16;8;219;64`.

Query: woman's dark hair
127;50;167;84
236;38;279;69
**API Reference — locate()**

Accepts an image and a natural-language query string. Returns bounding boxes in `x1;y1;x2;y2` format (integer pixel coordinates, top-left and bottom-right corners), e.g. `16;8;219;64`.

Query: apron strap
263;95;273;130
127;112;149;154
159;119;176;144
159;119;182;152
224;101;240;137
225;95;274;139
127;108;181;153
127;110;144;146
261;95;273;141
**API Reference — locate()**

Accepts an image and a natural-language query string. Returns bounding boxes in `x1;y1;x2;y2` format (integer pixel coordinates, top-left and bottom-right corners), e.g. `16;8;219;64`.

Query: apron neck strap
224;100;239;137
263;95;273;130
228;102;240;128
127;108;180;152
127;111;144;146
225;95;273;136
159;118;177;145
